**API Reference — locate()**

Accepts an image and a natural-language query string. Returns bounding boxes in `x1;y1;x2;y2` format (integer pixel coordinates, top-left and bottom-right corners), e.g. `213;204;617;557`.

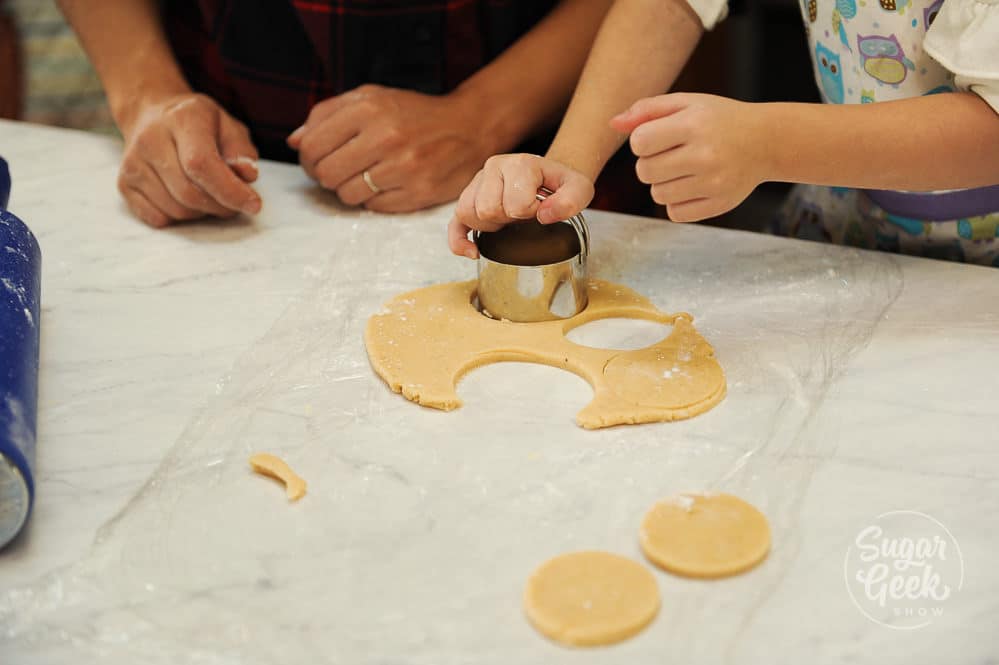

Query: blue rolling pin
0;156;42;549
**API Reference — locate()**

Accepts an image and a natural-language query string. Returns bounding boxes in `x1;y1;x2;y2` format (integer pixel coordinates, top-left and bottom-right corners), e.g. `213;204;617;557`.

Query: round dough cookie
639;493;770;578
524;551;660;647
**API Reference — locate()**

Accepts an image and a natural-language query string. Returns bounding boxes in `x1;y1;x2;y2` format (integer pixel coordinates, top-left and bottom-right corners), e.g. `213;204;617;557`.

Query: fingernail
464;248;478;260
226;155;258;170
243;197;262;214
287;126;304;143
537;208;553;223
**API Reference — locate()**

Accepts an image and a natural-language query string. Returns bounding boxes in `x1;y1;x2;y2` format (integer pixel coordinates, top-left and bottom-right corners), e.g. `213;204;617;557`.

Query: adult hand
446;154;594;259
287;84;500;214
611;93;769;222
117;93;262;228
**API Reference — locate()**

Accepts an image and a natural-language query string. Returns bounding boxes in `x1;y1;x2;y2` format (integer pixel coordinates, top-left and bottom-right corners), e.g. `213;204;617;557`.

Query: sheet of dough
523;551;660;647
365;280;725;429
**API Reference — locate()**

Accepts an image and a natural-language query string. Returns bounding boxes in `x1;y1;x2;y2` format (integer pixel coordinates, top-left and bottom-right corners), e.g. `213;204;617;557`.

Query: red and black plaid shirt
164;0;557;162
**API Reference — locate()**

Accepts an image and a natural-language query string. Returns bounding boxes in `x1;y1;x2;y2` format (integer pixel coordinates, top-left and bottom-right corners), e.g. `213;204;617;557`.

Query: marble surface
0;119;997;663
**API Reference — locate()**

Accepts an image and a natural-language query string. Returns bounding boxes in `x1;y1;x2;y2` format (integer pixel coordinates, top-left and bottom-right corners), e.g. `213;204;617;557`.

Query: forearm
452;0;614;156
57;0;190;135
765;93;999;191
547;0;703;179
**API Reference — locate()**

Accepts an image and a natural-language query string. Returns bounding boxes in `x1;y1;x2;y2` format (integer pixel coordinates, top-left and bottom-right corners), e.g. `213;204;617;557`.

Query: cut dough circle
604;343;725;410
523;551;660;647
639;493;770;578
365;280;726;429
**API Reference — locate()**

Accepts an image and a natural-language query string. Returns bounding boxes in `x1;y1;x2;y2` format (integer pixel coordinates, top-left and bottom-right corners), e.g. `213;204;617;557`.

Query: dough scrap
249;453;307;501
364;280;725;429
523;551;660;647
639;493;770;578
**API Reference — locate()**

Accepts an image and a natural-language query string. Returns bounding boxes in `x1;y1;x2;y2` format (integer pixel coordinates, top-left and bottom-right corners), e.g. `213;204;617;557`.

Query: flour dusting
5;245;28;260
665;494;697;511
1;277;34;327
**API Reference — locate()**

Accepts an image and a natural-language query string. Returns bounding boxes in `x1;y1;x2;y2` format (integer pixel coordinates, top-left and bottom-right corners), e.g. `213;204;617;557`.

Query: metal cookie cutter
474;188;590;323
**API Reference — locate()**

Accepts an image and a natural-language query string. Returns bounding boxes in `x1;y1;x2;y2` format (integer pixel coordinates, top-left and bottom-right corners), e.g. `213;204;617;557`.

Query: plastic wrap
0;214;904;664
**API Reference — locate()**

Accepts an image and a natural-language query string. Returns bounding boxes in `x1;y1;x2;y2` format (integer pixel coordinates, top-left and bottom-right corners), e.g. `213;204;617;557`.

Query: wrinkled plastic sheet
0;214;903;664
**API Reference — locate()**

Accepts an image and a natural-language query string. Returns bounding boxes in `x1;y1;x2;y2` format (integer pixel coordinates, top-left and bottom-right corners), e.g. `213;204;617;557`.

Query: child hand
611;93;769;222
448;154;595;259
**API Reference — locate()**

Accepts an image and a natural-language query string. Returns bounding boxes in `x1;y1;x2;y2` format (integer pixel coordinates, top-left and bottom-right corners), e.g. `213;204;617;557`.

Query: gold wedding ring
362;170;381;195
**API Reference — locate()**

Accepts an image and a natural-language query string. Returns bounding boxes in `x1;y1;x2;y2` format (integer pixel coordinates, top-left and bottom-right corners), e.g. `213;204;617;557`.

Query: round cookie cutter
474;188;590;323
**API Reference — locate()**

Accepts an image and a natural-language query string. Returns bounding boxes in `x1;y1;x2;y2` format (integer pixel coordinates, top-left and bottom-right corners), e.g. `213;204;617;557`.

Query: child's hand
611;93;769;222
448;154;595;259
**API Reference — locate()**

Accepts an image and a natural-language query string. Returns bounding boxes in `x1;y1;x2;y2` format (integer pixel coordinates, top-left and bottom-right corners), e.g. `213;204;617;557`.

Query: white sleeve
684;0;729;29
924;0;999;114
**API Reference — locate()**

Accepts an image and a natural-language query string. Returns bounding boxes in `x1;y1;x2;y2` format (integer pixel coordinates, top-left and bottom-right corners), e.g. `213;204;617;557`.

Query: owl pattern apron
772;0;999;266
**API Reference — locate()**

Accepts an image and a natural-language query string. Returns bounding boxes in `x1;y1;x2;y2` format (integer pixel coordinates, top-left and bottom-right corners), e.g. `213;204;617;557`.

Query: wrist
449;78;536;157
755;103;799;185
109;75;191;139
544;141;604;182
545;111;622;182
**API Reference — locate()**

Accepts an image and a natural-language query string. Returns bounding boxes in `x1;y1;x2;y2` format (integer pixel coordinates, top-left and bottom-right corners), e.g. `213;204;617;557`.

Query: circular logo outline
843;510;964;630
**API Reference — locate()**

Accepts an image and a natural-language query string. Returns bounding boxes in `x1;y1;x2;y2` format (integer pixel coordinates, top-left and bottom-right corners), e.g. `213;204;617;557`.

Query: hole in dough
457;361;593;423
565;317;673;351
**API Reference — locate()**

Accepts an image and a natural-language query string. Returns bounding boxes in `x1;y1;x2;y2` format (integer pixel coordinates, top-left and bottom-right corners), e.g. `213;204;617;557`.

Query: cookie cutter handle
535;187;589;263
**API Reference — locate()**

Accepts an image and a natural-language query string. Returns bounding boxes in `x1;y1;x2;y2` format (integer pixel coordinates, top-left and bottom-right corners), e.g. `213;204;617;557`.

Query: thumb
610;94;689;135
219;115;260;183
537;169;595;224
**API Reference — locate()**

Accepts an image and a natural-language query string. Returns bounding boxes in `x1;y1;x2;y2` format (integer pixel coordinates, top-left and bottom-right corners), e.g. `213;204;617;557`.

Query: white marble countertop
0;119;996;664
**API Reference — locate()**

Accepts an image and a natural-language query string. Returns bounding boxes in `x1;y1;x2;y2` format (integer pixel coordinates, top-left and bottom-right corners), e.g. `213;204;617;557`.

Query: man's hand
117;93;262;228
287;84;500;214
611;93;770;222
447;154;595;259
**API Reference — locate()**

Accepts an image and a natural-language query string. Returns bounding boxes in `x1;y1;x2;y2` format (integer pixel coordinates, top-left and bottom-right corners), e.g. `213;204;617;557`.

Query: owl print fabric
804;0;954;104
770;0;999;265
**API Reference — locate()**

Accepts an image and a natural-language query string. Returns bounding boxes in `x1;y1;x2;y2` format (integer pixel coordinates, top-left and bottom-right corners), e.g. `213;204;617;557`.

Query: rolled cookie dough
364;280;725;429
524;551;660;647
639;493;770;578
